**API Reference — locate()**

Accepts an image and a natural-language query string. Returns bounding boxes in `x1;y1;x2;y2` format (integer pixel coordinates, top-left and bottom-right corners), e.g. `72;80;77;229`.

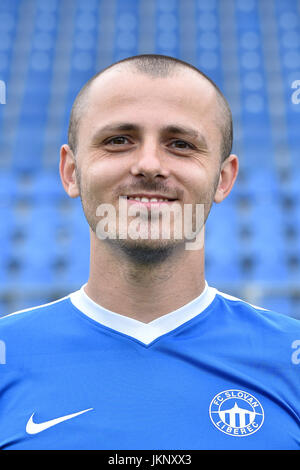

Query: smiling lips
122;194;177;204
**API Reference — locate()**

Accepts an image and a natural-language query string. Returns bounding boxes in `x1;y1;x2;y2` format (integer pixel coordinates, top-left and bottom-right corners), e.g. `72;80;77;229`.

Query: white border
70;282;217;345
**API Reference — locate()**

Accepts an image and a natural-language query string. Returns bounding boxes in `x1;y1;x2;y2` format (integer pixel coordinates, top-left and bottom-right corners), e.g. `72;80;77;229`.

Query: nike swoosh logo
26;408;93;435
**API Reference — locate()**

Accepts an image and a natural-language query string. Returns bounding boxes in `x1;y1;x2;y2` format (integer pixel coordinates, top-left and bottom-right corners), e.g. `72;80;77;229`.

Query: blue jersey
0;283;299;450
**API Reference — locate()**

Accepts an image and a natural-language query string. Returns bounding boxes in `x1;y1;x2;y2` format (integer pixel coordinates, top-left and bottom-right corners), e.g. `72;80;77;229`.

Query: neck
84;232;206;323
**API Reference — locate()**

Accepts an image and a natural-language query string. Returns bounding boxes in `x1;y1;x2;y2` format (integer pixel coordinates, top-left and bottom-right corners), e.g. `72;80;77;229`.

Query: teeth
127;196;170;202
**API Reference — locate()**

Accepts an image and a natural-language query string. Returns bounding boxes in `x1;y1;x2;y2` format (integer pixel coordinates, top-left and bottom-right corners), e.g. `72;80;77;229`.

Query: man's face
73;66;224;256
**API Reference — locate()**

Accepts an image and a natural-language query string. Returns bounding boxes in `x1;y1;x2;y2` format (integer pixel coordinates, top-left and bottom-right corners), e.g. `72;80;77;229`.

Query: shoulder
0;294;72;337
212;288;300;374
213;288;300;334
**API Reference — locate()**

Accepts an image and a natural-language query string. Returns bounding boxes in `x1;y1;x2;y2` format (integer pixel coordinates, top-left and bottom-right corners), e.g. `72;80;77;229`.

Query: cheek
80;158;128;203
83;156;114;184
175;163;213;195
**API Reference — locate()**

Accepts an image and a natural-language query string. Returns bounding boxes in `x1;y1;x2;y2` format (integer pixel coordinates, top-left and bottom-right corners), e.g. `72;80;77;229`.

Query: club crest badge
209;389;264;437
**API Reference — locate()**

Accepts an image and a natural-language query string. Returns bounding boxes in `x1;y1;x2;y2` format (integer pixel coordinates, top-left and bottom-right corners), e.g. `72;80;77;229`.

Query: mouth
121;194;178;205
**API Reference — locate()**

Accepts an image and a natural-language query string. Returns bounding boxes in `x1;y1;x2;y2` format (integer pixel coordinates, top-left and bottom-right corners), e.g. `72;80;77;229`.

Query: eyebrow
90;122;208;148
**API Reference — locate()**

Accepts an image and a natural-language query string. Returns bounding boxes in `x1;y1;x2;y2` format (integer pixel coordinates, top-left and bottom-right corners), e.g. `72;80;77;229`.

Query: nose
130;141;170;180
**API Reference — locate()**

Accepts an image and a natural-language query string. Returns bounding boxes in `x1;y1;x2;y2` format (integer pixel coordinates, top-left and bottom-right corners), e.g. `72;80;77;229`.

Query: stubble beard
75;166;219;267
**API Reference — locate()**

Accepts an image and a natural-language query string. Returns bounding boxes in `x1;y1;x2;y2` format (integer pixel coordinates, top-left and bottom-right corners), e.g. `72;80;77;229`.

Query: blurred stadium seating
0;0;299;319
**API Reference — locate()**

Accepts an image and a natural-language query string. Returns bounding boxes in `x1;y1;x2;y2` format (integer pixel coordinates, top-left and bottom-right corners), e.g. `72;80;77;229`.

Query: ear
214;154;239;203
59;144;80;198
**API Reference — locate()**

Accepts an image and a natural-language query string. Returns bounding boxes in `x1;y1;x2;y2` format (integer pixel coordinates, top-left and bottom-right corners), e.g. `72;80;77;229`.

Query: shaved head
68;54;233;162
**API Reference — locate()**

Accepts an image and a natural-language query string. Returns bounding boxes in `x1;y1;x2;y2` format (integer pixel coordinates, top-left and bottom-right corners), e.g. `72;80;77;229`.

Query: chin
107;237;183;265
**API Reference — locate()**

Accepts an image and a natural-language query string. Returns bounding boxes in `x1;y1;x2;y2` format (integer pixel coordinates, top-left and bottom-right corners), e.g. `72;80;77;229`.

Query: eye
169;140;194;150
105;136;131;145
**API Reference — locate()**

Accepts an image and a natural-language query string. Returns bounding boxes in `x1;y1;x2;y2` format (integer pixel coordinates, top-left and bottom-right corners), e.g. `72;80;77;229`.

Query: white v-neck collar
69;282;217;345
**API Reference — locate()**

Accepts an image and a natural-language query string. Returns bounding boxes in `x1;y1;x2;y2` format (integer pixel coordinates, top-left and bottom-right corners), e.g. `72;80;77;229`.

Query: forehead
79;66;220;142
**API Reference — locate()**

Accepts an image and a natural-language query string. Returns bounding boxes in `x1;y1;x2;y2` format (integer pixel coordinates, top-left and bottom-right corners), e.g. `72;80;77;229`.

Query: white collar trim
70;282;216;345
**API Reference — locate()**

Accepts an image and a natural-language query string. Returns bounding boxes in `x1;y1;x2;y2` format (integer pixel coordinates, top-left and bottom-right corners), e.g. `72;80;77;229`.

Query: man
0;55;299;450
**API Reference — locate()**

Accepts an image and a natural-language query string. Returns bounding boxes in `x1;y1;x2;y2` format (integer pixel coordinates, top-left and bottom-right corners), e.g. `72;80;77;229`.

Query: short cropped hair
68;54;233;162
